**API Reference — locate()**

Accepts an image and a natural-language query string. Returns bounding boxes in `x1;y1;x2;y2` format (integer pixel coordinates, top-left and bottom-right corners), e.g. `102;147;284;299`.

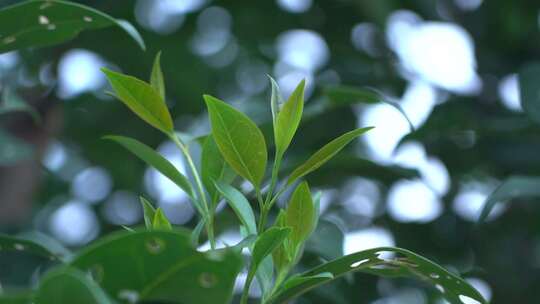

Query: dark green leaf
104;136;197;208
102;68;173;134
36;267;113;304
214;181;257;235
478;175;540;223
268;247;486;304
150;51;165;101
204;94;267;188
140;196;156;229
0;291;33;304
0;234;64;261
287;127;374;185
275;79;305;157
71;229;243;304
285;182;315;258
519;63;540;124
190;218;207;247
281;272;334;291
0;0;144;54
201;135;235;206
152;208;172;230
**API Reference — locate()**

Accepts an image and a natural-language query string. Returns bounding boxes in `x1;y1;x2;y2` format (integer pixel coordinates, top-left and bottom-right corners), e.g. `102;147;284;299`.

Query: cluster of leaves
1;53;487;303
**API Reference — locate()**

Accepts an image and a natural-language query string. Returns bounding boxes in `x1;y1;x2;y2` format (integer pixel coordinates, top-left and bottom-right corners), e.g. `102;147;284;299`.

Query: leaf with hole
286;182;316;258
478;175;540;223
0;0;144;54
202;135;235;206
268;247;486;304
104;136;197;210
150;51;165;101
204;95;267;188
287;127;373;185
274;79;305;157
519;63;540;124
36;267;113;304
102;69;173;134
152;208;172;230
214;181;257;235
70;229;243;304
0;234;64;262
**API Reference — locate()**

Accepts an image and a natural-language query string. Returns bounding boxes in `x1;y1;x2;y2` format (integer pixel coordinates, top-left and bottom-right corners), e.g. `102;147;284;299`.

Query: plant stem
240;268;255;304
258;153;282;233
169;133;216;249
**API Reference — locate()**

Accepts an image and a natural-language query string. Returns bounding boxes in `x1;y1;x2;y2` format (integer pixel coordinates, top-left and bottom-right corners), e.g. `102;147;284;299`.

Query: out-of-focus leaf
104;136;197;207
304;219;344;260
204;95;267;188
324;85;414;131
102;68;173;134
17;231;72;262
71;229;243;304
478;176;540;222
202;135;235;206
281;272;334;291
152;208;172;230
150;51;165;100
252;227;291;273
0;291;33;303
287;127;373;185
0;234;64;261
268;247;486;304
286;182;315;258
519;63;540;124
275;79;305;157
36;267;113;304
214;181;257;235
140;197;156;229
0;89;40;122
0;129;33;165
190;218;206;247
272;210;290;273
0;0;144;54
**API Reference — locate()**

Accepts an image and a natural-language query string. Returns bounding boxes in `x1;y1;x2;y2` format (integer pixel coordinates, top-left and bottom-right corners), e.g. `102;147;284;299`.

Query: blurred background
1;0;540;303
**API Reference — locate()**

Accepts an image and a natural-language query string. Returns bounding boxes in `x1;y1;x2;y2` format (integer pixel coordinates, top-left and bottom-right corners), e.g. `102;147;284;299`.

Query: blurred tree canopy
2;0;540;303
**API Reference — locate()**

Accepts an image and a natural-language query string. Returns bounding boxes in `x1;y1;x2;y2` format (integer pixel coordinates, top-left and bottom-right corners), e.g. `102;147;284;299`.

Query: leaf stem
258;153;282;232
240;266;256;304
169;133;216;249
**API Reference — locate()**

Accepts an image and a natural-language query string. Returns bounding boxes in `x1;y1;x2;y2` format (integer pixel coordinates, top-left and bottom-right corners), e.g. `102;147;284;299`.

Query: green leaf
304;219;344;260
140;196;156;229
252;227;291;272
190;217;207;247
214;181;257;235
70;229;243;304
102;68;173;134
272;210;291;275
152;208;172;230
269;76;284;132
0;128;33;165
17;231;73;262
202;135;235;206
274;79;305;156
519;63;540;124
36;267;113;304
0;291;33;304
104;135;196;205
204;94;267;188
0;234;64;261
285;182;315;258
268;247;487;304
287;127;373;185
478;176;540;223
324;85;414;131
0;0;144;54
150;51;165;101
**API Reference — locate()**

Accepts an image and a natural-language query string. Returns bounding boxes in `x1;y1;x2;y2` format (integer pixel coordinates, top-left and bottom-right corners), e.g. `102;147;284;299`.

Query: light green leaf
150;51;165;101
478;176;540;223
269;76;284;131
268;247;486;304
36;267;113;304
519;63;540;124
285;182;315;258
204;95;267;188
202;135;235;206
190;217;207;247
140;197;156;229
0;128;33;165
287;127;374;185
275;79;305;157
272;210;291;276
0;0;144;54
252;227;291;271
324;85;414;131
214;181;257;235
104;136;196;206
71;229;243;304
102;68;173;134
152;208;172;230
